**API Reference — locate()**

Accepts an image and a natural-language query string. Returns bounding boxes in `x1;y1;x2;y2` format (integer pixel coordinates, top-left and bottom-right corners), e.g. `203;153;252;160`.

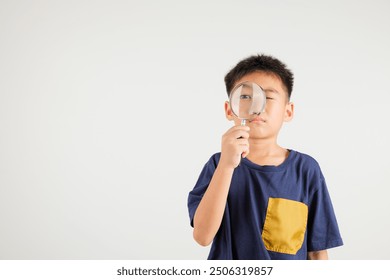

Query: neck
246;138;289;166
248;137;280;155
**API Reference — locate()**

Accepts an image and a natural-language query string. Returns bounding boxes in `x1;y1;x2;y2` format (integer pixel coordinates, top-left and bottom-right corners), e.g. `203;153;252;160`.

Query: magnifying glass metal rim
229;81;266;125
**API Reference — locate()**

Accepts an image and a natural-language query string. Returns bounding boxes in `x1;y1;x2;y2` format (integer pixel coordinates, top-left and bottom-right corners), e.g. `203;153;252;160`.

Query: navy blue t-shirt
187;150;343;260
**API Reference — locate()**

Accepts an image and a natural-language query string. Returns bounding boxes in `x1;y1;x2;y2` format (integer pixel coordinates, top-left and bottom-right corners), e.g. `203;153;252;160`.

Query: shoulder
292;150;320;166
206;152;221;168
197;152;221;174
192;153;221;188
290;150;324;178
290;151;330;197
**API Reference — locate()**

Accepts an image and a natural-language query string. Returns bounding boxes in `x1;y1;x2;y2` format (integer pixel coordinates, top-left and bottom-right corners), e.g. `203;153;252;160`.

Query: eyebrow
263;87;280;94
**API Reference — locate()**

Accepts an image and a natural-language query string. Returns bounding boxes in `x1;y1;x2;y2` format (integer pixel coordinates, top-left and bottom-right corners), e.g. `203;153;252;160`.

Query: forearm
193;164;234;246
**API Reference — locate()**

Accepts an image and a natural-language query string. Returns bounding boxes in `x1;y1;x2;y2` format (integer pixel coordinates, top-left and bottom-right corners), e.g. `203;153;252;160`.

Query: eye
240;94;252;100
266;97;274;100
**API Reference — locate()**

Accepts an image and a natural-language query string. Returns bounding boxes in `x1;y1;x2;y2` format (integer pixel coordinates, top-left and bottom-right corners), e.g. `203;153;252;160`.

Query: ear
224;101;234;121
284;102;294;122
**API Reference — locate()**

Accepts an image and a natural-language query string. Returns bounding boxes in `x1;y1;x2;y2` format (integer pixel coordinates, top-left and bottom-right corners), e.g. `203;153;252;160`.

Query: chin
250;133;268;140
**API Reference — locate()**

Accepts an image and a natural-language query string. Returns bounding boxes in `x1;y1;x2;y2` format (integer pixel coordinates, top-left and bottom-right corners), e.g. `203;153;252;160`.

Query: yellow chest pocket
261;197;308;255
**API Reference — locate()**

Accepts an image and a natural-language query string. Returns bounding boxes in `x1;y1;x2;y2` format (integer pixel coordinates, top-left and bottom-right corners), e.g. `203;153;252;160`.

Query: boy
187;54;343;260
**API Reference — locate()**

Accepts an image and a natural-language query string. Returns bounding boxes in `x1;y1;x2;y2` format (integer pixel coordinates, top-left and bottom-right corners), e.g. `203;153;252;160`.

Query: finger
226;127;249;136
226;125;250;135
240;143;250;158
237;141;249;159
241;149;250;158
223;126;250;141
236;138;249;146
230;130;250;140
232;125;250;132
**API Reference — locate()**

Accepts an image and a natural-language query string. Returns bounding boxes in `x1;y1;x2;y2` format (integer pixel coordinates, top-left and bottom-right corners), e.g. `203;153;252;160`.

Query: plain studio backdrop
0;0;389;260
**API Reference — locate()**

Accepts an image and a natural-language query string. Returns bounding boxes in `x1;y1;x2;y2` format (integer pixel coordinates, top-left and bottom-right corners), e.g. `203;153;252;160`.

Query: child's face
225;71;294;140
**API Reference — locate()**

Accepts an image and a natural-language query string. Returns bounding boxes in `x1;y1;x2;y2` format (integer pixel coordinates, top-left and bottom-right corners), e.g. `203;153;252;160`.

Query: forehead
234;71;287;96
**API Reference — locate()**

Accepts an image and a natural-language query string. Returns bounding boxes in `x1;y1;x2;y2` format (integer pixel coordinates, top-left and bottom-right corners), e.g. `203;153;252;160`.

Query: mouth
249;117;266;123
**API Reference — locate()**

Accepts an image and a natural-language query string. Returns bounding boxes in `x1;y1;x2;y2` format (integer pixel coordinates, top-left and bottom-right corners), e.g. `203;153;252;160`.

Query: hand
219;125;250;169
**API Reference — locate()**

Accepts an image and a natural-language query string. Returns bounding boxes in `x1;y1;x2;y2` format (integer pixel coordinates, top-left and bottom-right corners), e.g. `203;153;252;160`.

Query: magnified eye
240;94;252;100
229;81;266;122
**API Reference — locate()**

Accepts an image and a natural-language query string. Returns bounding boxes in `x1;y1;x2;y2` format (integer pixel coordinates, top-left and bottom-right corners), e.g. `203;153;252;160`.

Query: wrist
217;160;236;173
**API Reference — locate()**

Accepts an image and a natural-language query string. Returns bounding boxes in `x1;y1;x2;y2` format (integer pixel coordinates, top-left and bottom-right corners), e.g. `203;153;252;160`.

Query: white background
0;0;389;260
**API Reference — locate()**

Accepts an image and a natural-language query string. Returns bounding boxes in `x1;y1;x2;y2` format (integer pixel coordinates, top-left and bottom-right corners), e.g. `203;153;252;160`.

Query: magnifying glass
229;81;266;126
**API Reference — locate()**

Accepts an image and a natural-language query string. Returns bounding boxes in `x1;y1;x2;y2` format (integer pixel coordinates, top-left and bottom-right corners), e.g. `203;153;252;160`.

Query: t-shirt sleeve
187;154;219;227
307;169;344;252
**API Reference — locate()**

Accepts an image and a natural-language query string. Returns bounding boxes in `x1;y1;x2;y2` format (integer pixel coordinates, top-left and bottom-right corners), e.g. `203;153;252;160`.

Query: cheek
265;103;288;122
265;102;283;114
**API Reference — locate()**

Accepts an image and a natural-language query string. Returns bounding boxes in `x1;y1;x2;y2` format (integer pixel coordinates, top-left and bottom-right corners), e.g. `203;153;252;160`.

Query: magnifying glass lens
229;82;266;123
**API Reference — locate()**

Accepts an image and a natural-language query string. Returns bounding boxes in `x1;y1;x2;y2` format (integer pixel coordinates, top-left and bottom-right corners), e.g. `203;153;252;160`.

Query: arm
307;250;328;260
193;125;250;246
193;164;234;246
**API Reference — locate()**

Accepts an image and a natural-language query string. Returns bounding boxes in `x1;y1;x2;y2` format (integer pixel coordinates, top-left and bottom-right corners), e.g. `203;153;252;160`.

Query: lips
250;117;266;123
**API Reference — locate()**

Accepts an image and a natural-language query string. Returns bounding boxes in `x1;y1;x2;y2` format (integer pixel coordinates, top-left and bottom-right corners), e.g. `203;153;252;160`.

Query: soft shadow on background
1;0;389;259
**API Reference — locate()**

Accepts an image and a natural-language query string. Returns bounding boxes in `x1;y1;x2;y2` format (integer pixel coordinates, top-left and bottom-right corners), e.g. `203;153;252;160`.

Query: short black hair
224;54;294;100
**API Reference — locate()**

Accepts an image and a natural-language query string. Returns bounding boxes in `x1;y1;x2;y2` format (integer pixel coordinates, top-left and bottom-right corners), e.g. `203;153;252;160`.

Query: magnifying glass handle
238;119;247;166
